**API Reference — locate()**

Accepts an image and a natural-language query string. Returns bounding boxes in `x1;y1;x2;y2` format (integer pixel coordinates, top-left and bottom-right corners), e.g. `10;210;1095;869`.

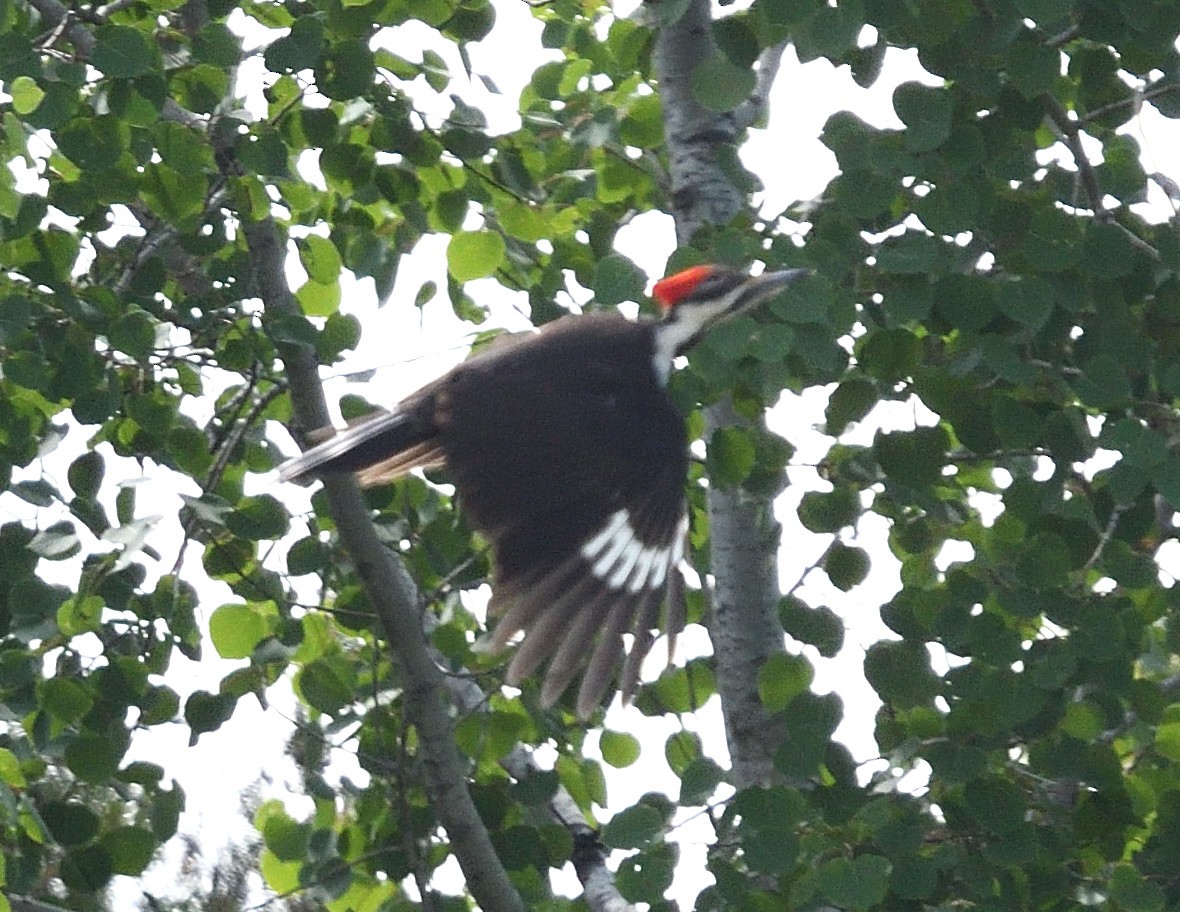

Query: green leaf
602;804;664;849
260;849;300;894
733;786;805;872
600;730;641;768
11;76;44;115
992;396;1042;449
0;748;27;788
797;2;864;58
864;640;939;708
1074;354;1131;408
779;596;844;657
824;542;870;591
64;734;123;783
60;845;114;892
316;39;375;100
264;16;325;73
1081;221;1137;279
1007;34;1060;99
286;537;328;575
641;660;716;715
67;451;105;500
708;426;757;487
140;685;180;725
209;603;270;660
57;594;102;636
817;855;891;910
620;94;663;149
1155;720;1180;761
825;379;877;435
1110;863;1165;912
193;23;242;67
101;827;156;876
997;276;1054;330
616;843;676;905
227;494;290;541
859;328;921;382
447;230;505;282
39;678;93;723
1015;532;1072;589
140;164;207;227
149;785;184;840
260;805;309;861
758;653;813;713
298;657;354;715
296;277;341;317
678;756;725;805
692;53;756;113
874;426;949;488
915;180;978;235
184;690;236;742
91;25;157;78
592;253;646;306
893;82;952;151
499;203;549;242
665;731;702;776
14;479;58;508
108;309;157;360
42;800;100;846
169;63;230;114
876;233;942;274
1061;701;1103;740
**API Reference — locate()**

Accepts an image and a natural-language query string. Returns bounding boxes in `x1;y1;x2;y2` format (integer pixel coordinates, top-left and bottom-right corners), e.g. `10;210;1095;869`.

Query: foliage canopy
1;0;1180;910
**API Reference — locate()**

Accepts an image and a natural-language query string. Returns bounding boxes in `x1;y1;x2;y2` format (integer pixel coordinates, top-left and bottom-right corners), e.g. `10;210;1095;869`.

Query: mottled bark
654;0;791;789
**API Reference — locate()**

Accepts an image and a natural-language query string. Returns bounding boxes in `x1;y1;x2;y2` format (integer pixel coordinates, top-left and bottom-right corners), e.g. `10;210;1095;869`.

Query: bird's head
651;263;808;370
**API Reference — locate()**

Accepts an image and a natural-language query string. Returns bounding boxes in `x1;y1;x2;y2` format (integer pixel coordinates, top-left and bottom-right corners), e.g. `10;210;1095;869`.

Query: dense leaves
1;0;1179;909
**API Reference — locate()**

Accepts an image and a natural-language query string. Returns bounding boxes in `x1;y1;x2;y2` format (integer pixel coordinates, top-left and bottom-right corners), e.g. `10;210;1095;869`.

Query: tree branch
442;656;637;912
9;894;81;912
1044;97;1105;217
244;213;525;912
26;0;95;53
734;40;789;132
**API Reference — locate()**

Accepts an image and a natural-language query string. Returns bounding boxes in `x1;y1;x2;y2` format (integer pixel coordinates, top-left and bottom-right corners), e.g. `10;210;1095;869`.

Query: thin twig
1044;97;1105;217
734;40;789;131
1082;503;1128;575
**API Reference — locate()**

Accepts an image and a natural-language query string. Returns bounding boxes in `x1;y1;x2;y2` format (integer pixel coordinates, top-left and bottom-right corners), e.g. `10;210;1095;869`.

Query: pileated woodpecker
280;264;805;718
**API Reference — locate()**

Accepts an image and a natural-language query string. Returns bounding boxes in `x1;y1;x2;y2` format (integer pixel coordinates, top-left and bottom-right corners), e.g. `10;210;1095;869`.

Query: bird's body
281;264;805;717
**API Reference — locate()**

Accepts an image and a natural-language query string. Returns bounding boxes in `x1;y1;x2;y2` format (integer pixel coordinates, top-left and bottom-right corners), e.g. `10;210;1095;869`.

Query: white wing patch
580;508;687;594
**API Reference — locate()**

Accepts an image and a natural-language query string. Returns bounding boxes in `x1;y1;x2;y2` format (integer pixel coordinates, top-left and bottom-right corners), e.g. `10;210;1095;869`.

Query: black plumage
280;264;806;717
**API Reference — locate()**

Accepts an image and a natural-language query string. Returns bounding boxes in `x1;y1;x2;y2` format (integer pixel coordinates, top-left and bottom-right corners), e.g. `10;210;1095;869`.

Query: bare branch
244;210;525;912
734;40;789;132
1082;503;1128;576
1045;24;1080;47
25;0;95;54
443;660;638;912
26;0;205;131
9;895;79;912
1151;170;1180;203
1043;98;1162;260
1044;97;1105;217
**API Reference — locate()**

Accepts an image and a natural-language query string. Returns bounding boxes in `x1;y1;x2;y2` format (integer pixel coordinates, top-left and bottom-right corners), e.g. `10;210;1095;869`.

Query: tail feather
279;408;437;484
